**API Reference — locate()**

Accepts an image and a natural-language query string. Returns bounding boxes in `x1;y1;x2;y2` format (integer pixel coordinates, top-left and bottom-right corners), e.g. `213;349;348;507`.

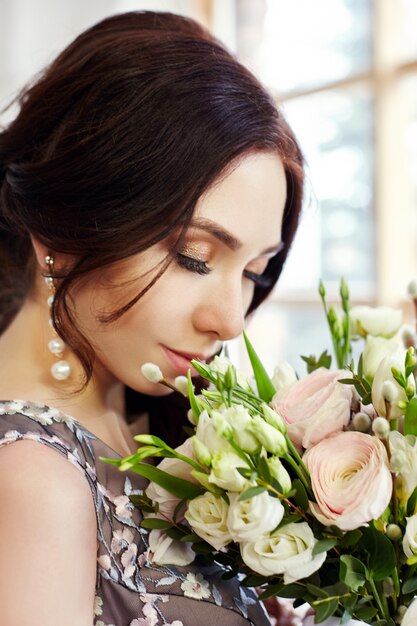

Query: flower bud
382;577;394;597
386;524;402;541
382;380;398;404
390;451;408;474
271;362;297;393
141;362;163;383
211;412;233;440
174;376;189;397
352;411;371;433
402;326;416;349
267;456;292;494
249;415;287;456
262;403;286;433
395;605;408;623
319;280;326;298
372;416;390;439
187;408;196;425
408;280;417;299
406;346;416;370
191;436;212;467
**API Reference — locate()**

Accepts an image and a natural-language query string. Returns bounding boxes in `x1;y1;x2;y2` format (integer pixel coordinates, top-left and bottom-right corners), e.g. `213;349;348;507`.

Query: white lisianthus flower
350;305;403;338
208;450;249;491
174;375;189;396
271;361;297;393
141;362;163;383
184;492;232;550
148;529;195;566
372;348;415;419
195;410;232;455
403;514;417;558
227;491;284;542
240;522;326;583
389;431;417;504
249;415;287;456
362;335;398;381
402;598;417;626
266;456;292;494
211;405;260;453
209;355;249;388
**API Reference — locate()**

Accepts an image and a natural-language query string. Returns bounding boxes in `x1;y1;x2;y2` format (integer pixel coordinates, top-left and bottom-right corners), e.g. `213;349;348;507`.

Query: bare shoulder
0;439;97;626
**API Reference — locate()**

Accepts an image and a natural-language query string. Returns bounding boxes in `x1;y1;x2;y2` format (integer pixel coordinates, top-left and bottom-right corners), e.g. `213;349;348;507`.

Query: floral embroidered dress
0;400;271;626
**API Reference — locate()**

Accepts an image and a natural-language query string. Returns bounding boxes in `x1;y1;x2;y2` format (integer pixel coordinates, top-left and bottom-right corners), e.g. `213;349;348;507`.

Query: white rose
372;348;414;419
362;335;398;381
211;405;260;453
403;514;417;558
148;529;195;566
184;492;232;550
227;491;284;542
240;522;326;583
209;450;249;491
271;361;297;393
389;431;417;504
402;598;417;626
350;305;403;338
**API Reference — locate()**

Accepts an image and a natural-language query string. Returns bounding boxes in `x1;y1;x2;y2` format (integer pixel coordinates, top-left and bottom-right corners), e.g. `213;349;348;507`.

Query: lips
161;345;213;376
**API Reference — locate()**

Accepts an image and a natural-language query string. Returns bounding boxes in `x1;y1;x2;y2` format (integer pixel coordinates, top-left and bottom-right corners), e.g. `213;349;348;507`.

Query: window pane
237;0;373;92
277;86;375;299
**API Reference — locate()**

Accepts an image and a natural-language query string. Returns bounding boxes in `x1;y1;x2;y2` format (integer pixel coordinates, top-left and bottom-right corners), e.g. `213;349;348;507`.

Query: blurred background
1;0;416;373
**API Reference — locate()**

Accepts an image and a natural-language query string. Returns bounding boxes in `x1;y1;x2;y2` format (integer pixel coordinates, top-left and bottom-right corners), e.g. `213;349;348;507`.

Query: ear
30;235;50;271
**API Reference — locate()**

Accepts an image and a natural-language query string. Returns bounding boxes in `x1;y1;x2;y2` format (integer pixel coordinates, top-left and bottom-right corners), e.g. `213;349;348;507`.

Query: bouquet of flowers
107;279;417;626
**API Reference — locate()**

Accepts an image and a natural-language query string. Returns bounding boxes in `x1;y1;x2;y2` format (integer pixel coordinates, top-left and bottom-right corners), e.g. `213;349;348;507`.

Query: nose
192;276;247;341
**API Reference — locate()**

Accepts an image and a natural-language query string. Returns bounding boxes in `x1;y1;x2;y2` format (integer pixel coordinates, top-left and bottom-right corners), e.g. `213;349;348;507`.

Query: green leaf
240;574;269;587
402;577;417;594
129;462;204;500
342;529;363;548
239;486;267;501
293;478;309;511
140;518;171;530
243;331;276;402
339;555;367;592
257;456;272;483
404;398;417;436
306;583;328;599
355;606;378;620
312;539;337;556
187;369;202;423
99;456;121;466
360;525;396;580
313;597;338;622
407;485;417;516
358;353;363;379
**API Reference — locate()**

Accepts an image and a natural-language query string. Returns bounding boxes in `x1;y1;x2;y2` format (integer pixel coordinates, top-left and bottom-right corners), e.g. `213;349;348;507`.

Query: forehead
193;152;287;250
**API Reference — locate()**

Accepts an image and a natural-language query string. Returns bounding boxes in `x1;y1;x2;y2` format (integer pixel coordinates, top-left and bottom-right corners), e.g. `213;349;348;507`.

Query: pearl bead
47;295;54;308
51;360;71;381
48;337;65;355
44;276;54;287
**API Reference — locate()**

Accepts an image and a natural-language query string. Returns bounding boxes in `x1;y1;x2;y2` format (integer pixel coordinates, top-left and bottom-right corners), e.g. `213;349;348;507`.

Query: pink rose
272;368;352;449
304;431;392;531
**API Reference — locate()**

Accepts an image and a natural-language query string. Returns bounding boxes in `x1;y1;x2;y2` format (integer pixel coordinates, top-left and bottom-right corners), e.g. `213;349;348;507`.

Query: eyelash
175;253;274;288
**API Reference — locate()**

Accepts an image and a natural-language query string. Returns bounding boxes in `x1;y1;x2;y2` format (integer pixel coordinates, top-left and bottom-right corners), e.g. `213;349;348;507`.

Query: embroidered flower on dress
114;494;133;518
94;595;103;616
111;528;134;554
121;542;138;578
180;573;211;600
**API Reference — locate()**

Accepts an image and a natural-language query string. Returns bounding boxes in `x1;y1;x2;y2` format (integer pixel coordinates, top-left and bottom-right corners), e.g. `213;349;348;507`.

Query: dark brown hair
0;11;304;388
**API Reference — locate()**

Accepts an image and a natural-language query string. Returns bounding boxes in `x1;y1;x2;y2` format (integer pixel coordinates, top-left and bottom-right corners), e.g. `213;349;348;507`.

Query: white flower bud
386;524;402;541
174;376;189;397
267;456;292;494
352;411;371;433
191;436;212;467
262;403;286;434
372;416;390;439
187;408;196;426
390;451;409;474
249;415;287;456
382;380;398;404
407;280;417;299
382;577;394;597
402;326;416;349
141;362;163;383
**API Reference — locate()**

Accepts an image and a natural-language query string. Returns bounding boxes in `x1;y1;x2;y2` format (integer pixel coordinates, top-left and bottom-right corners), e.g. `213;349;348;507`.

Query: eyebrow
189;217;284;256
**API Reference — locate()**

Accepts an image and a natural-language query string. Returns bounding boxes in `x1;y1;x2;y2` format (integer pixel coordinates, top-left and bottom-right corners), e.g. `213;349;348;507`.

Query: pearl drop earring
44;254;71;381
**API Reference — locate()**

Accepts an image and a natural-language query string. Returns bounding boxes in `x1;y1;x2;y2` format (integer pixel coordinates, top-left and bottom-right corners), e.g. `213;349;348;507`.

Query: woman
0;11;303;626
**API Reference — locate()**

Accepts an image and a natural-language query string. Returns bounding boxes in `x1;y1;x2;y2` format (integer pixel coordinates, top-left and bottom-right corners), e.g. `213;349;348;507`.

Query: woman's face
73;152;287;395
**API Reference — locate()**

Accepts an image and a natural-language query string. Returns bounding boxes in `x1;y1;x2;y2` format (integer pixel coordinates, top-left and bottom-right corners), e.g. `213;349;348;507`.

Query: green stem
285;437;311;482
369;579;389;621
284;453;312;497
